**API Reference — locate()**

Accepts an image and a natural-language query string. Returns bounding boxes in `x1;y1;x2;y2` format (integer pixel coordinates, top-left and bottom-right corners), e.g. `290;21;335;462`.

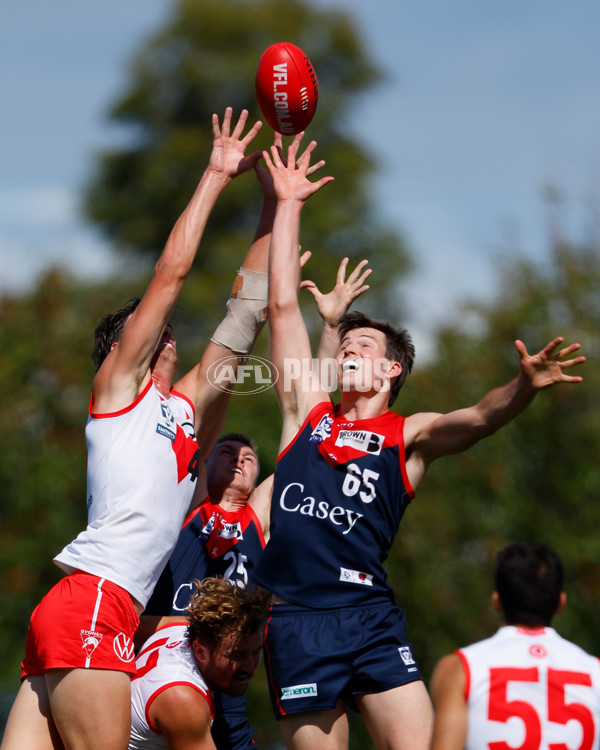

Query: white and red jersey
458;625;600;750
54;381;200;609
129;622;214;750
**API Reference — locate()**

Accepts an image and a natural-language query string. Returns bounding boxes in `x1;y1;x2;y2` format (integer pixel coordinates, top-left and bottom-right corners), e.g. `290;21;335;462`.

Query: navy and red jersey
253;401;415;609
145;497;266;615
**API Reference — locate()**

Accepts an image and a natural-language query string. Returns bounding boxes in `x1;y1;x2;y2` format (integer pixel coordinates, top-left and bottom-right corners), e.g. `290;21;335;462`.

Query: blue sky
2;0;599;358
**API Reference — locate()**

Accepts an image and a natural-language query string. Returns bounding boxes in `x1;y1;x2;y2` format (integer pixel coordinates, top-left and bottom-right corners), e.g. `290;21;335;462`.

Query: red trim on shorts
262;604;287;717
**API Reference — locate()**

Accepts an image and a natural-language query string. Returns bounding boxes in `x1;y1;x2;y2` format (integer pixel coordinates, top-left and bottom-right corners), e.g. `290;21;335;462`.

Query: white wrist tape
211;268;268;354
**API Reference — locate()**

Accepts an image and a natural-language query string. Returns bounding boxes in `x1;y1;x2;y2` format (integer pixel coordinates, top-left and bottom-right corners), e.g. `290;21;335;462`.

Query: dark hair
210;433;260;475
186;577;271;648
91;297;141;370
495;542;564;627
213;433;258;458
338;311;415;406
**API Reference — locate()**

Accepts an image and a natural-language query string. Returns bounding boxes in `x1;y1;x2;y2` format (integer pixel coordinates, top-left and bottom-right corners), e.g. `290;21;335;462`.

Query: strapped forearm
211;267;268;354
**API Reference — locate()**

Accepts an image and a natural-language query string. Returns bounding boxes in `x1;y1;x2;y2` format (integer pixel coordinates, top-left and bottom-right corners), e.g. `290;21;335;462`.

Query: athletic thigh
1;676;62;750
279;698;349;750
355;681;434;750
46;668;132;750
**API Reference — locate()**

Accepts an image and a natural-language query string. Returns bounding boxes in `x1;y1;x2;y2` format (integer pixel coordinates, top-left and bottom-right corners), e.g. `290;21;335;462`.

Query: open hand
516;337;586;389
301;257;371;326
261;131;333;203
209;107;263;179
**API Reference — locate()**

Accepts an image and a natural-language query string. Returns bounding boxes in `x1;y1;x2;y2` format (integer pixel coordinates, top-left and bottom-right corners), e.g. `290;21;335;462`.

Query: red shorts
21;570;140;679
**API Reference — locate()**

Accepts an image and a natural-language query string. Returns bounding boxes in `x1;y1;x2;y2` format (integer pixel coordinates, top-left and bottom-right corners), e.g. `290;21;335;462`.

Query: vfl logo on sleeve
339;567;373;586
335;429;384;455
281;683;318;700
156;402;177;440
309;415;333;443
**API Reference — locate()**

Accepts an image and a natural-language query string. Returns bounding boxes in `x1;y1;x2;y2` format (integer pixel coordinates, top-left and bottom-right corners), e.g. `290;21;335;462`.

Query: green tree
83;0;412;328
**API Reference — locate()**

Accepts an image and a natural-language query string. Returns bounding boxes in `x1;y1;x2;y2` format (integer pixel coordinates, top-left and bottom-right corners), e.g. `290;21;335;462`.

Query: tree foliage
83;0;412;323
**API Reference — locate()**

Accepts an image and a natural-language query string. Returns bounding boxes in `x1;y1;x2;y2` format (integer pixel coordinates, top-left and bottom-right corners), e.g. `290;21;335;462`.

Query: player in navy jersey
141;149;371;749
144;433;269;750
430;542;600;750
252;135;587;750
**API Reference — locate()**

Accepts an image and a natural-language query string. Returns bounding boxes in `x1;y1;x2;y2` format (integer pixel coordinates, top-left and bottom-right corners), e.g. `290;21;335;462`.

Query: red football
255;42;318;135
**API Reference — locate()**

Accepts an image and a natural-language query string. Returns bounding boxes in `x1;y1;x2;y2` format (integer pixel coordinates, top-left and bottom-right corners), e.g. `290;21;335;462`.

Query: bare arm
92;108;262;414
264;134;334;449
405;337;586;487
430;653;468;750
149;686;216;750
248;474;274;542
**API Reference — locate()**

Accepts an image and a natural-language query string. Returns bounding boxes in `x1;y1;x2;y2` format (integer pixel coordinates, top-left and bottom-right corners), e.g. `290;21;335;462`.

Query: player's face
336;327;392;396
206;441;259;497
198;629;263;697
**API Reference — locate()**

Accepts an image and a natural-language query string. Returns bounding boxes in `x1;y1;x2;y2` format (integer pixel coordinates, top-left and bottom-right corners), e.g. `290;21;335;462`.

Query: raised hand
255;132;326;201
516;337;586;389
209;107;263;179
262;131;333;203
301;257;372;326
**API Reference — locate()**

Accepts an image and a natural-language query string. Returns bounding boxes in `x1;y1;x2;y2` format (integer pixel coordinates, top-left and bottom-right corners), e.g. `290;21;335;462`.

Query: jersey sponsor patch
309;414;333;443
339;567;373;586
281;682;318;700
113;632;135;663
334;429;384;455
398;646;415;666
156;401;177;440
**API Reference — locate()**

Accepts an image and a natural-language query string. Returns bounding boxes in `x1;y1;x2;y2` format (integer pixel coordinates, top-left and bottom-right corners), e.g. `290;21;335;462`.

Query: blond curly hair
185;577;271;647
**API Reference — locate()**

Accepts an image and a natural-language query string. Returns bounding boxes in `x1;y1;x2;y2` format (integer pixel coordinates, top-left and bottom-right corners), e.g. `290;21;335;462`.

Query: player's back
458;625;600;750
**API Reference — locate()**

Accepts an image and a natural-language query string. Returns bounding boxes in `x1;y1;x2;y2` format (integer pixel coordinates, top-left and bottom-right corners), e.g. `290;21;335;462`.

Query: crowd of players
1;108;596;750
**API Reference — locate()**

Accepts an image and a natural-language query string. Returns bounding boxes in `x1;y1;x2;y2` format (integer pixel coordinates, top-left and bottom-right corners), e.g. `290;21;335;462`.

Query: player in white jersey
1;108;268;750
129;578;270;750
430;542;600;750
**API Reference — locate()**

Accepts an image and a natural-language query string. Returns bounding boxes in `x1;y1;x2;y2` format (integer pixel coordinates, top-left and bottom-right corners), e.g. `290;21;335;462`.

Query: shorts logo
281;683;318;700
398;646;415;666
80;629;103;659
339;567;373;586
335;429;384;455
309;415;333;443
113;632;135;663
156;402;176;440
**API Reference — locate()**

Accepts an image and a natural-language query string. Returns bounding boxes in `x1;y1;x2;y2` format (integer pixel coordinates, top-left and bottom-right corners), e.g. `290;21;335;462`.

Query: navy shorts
263;599;422;718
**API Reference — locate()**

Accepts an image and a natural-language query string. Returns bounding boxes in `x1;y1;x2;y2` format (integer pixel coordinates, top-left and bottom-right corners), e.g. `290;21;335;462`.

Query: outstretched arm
405;337;586;486
92;108;262;414
264;133;334;449
430;654;468;750
302;256;371;361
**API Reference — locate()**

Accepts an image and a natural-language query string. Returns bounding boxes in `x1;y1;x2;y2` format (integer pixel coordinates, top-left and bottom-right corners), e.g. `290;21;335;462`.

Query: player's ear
491;591;502;612
192;638;211;670
555;591;567;615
